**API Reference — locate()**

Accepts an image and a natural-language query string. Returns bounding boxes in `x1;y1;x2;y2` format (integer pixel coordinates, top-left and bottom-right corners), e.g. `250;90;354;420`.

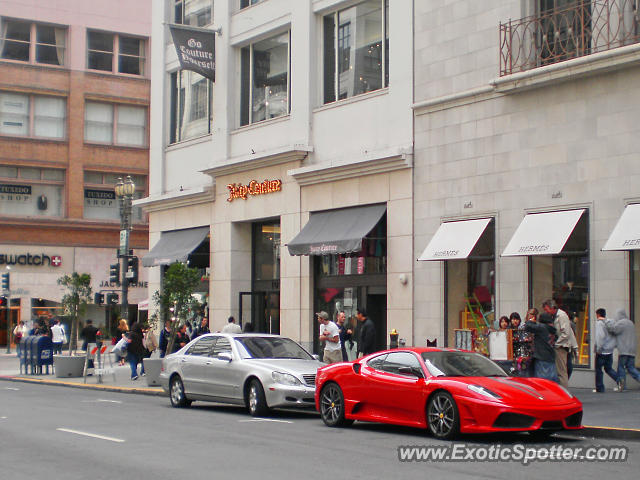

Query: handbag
111;336;128;355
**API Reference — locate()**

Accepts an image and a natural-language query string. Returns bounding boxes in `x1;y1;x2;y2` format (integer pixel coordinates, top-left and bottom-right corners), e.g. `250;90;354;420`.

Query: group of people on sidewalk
13;316;68;358
593;307;640;393
317;309;376;364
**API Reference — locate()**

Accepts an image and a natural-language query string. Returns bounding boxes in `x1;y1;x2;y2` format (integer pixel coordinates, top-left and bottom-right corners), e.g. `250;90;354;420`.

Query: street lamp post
115;176;136;321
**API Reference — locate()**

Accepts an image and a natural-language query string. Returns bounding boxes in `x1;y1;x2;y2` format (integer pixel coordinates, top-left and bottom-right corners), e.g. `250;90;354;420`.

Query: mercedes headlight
468;384;501;400
272;371;301;386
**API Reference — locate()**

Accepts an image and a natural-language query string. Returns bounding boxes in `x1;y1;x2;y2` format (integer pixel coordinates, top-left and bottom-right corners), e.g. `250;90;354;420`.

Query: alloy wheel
427;391;459;439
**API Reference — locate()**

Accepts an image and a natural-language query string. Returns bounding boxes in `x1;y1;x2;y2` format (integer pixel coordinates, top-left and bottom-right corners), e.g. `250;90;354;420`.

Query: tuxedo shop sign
169;24;216;81
0;184;31;202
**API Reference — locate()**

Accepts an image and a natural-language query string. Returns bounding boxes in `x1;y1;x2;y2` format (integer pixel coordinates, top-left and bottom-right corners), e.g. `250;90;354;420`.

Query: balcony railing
500;0;640;76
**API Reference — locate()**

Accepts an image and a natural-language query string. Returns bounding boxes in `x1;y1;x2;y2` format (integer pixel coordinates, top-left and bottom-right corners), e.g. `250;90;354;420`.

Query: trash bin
36;336;53;375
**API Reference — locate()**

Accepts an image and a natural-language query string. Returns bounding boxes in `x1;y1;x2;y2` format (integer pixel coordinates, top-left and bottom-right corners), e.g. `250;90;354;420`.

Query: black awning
142;226;209;267
287;204;386;256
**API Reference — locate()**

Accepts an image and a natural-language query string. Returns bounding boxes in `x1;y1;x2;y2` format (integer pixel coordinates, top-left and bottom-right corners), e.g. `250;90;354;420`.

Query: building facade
0;0;152;343
414;0;640;385
141;0;414;353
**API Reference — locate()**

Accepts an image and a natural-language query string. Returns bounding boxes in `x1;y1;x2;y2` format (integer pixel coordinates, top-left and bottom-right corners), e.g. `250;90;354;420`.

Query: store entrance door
366;292;387;351
239;291;280;334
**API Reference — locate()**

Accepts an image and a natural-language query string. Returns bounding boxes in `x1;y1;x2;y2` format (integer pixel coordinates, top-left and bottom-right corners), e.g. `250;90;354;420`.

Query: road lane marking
56;428;125;443
5;387;19;391
0;416;7;419
238;418;293;424
81;399;123;404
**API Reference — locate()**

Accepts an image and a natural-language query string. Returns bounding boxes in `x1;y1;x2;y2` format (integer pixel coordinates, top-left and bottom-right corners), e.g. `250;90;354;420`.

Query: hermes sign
227;179;282;202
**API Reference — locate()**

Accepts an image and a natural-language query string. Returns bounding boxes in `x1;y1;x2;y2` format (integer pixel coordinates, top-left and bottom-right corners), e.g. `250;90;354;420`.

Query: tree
57;272;92;355
152;262;201;354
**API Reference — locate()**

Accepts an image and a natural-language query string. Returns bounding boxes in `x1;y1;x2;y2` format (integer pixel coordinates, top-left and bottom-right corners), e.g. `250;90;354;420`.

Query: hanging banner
169;24;216;81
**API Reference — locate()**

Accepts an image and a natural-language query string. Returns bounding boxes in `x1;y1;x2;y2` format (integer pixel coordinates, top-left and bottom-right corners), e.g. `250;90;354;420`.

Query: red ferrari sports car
315;348;582;439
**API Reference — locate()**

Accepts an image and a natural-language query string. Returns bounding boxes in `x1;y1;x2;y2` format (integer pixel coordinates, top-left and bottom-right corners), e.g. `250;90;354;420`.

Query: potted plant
53;272;92;377
144;262;201;386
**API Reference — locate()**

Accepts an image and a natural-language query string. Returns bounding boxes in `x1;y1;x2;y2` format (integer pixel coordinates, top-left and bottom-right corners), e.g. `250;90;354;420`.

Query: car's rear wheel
169;376;191;408
320;383;353;427
427;391;459;440
247;379;269;417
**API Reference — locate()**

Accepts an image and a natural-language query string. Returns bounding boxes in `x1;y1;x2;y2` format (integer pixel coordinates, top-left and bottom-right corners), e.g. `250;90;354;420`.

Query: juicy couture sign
227;179;282;202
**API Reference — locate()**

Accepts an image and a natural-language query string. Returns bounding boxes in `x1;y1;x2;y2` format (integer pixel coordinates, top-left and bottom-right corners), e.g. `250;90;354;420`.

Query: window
0;19;66;65
0;166;64;217
87;31;145;75
381;352;423;376
83;171;146;223
529;210;589;366
174;0;213;27
187;336;216;355
367;354;387;371
0;92;66;139
84;101;147;146
170;70;213;143
323;0;389;104
240;0;264;9
240;32;290;126
210;337;231;358
539;0;591;65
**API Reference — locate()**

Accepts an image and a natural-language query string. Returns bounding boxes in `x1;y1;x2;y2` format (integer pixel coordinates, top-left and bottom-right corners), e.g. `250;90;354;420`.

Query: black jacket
337;323;352;361
81;324;98;343
357;318;376;355
524;321;556;362
128;326;146;357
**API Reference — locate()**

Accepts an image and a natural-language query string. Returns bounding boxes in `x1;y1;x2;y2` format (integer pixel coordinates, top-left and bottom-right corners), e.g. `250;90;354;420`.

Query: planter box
53;355;86;378
143;358;162;386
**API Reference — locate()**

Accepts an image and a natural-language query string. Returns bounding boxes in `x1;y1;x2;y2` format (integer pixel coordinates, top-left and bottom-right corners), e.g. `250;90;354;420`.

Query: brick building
0;0;151;344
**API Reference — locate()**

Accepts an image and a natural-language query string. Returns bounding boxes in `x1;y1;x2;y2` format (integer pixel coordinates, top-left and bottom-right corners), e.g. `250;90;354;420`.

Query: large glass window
170;70;213;144
240;32;290;126
0;92;66;139
0;19;66;66
87;31;145;75
0;166;64;217
323;0;389;104
174;0;213;26
444;219;495;348
84;101;147;147
83;171;146;223
530;210;589;366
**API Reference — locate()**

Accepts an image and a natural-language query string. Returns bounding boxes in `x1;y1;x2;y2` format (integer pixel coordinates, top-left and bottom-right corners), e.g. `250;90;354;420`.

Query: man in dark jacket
524;312;558;382
81;319;99;369
336;311;352;361
158;320;172;358
356;309;376;357
126;322;146;380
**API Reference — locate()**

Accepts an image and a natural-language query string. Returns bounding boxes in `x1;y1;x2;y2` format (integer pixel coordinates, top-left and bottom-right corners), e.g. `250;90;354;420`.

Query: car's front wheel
169;376;191;408
247;379;269;417
319;382;353;427
427;391;459;440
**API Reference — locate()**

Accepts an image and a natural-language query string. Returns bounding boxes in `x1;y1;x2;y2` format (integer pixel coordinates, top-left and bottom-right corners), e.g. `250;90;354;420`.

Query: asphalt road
1;382;638;480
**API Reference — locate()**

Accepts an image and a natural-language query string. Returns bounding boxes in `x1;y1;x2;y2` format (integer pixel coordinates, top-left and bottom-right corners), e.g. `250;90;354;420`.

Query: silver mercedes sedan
159;333;323;416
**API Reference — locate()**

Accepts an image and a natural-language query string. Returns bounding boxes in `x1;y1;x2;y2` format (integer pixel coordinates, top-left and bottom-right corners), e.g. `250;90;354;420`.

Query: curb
561;426;640;442
0;375;165;397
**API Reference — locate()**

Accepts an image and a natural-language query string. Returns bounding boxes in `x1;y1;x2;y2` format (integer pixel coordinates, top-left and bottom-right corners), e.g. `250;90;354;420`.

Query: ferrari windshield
421;351;507;377
235;336;313;360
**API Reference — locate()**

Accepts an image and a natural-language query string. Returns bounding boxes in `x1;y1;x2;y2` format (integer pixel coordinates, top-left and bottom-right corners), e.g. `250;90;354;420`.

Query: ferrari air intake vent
565;411;583;427
540;420;563;430
492;412;535;429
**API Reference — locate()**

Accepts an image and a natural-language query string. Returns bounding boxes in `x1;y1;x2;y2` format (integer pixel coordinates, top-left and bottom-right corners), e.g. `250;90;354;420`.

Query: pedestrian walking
524;312;559;382
336;311;353;361
356;309;376;357
593;308;619;393
606;308;640;391
126;322;146;380
50;319;65;355
317;311;342;364
13;320;26;358
222;316;242;334
158;320;172;358
543;299;578;388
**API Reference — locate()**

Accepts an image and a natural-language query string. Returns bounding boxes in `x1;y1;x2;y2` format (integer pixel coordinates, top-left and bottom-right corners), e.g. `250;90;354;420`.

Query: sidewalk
1;351;639;440
0;351;164;396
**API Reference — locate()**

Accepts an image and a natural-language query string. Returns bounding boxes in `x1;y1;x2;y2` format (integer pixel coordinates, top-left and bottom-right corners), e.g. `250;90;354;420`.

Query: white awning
502;209;585;257
603;203;640;251
418;218;492;261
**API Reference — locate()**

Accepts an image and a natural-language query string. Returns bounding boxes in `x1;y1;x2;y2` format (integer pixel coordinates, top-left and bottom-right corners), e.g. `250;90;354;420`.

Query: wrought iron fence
500;0;640;76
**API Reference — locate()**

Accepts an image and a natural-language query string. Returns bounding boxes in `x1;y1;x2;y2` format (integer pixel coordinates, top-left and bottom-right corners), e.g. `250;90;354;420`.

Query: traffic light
0;296;6;306
109;263;120;284
1;272;9;291
94;292;104;305
106;293;119;305
127;256;139;284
